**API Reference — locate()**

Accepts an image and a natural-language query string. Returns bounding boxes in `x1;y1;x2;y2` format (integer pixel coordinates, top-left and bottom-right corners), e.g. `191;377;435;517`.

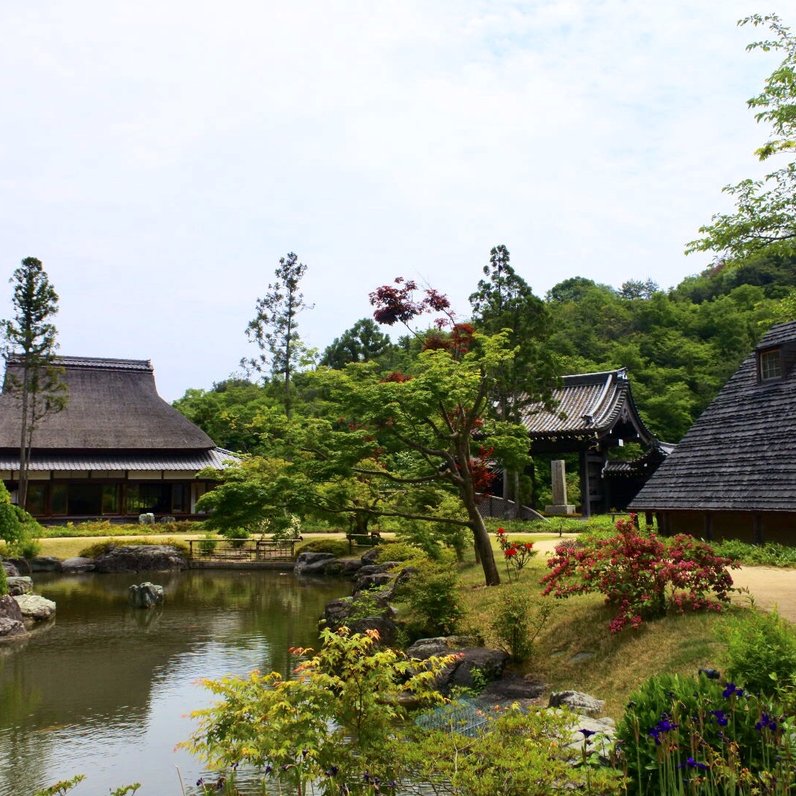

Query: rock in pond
14;594;56;623
93;545;187;573
2;561;19;577
294;552;336;575
62;557;95;574
6;576;33;596
129;582;165;609
0;595;26;639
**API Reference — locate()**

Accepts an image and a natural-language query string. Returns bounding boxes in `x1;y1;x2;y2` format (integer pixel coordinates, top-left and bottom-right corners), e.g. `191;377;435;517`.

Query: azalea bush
617;672;796;795
495;527;537;581
540;516;736;633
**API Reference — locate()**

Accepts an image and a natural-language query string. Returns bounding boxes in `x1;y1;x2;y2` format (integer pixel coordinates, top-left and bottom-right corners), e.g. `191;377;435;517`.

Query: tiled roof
521;369;654;444
603;442;674;478
6;355;153;372
0;447;240;472
630;320;796;512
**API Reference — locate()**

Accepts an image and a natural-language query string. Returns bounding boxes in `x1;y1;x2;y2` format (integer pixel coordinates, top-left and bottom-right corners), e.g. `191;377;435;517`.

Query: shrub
0;482;22;550
396;556;463;639
0;563;7;597
197;534;218;556
617;672;795;795
541;516;736;633
715;539;796;568
495;527;537;581
491;588;553;662
78;538;190;558
375;542;425;564
294;539;350;558
184;628;454;795
725;608;796;697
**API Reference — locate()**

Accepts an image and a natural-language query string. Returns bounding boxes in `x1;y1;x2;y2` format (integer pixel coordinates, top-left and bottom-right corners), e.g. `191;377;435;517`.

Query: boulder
352;572;393;594
324;597;355;627
27;557;62;573
14;594;56;623
62;557;95;574
1;561;19;577
447;648;509;689
347;616;399;646
338;559;364;577
360;547;381;565
93;545;187;573
548;690;606;717
6;576;33;596
294;552;336;575
0;595;26;639
406;636;482;659
128;582;165;609
475;674;545;707
357;563;397;577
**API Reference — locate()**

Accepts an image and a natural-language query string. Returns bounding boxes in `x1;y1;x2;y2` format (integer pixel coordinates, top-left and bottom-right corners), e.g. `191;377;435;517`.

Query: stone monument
545;459;575;516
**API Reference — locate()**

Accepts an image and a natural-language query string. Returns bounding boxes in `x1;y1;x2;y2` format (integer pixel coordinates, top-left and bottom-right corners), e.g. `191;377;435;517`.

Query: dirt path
532;536;796;624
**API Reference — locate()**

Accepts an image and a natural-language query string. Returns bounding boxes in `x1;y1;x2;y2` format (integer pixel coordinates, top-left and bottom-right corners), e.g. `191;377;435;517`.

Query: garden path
532;536;796;623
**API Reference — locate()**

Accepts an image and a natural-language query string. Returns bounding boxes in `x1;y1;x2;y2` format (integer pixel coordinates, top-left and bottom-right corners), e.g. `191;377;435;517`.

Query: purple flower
755;713;778;732
710;709;728;727
722;682;737;698
680;757;709;772
579;728;597;739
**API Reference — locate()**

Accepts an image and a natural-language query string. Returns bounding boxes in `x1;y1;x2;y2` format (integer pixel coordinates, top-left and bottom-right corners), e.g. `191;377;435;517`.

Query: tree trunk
512;469;521;519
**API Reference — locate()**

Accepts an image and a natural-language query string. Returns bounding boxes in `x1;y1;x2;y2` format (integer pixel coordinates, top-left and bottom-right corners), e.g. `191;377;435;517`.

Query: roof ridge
5;355;154;372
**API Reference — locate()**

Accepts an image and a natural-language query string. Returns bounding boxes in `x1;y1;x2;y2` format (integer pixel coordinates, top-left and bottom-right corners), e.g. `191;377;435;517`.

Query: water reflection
0;570;347;796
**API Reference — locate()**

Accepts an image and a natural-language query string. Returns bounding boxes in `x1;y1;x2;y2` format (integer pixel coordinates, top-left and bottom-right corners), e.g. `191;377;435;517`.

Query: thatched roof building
520;369;668;515
0;356;237;520
629;320;796;543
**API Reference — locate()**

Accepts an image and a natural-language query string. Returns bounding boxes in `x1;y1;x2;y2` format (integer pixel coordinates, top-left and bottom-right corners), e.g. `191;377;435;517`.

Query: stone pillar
545;459;575;516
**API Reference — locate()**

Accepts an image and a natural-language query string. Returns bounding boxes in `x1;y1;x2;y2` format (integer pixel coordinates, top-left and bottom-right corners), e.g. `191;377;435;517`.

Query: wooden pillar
703;512;713;542
580;450;591;518
753;514;764;545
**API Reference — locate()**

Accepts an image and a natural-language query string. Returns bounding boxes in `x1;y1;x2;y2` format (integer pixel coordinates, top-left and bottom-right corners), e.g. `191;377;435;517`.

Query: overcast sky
0;1;779;400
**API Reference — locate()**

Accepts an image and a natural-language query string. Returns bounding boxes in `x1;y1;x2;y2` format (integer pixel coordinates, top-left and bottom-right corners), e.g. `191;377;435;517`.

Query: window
759;348;783;382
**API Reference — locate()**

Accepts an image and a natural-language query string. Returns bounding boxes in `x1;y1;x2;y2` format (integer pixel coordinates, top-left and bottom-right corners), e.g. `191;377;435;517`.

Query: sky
0;1;781;401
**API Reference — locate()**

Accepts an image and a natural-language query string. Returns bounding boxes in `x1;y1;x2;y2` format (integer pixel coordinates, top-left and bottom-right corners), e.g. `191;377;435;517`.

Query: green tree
243;251;311;418
1;257;67;509
320;318;394;368
688;14;796;264
469;245;558;511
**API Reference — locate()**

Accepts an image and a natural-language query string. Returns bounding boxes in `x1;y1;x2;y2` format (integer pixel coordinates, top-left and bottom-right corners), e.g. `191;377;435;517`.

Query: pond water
0;570;348;796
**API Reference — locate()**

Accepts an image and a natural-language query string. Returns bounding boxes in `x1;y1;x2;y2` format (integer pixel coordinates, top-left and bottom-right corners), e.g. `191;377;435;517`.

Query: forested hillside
175;254;795;451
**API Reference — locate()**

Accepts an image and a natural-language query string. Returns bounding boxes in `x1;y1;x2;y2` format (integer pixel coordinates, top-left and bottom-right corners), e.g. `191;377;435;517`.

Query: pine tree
2;257;67;509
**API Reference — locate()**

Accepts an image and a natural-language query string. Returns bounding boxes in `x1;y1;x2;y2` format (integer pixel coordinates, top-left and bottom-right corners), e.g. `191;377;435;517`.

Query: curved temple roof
520;368;656;449
0;355;215;451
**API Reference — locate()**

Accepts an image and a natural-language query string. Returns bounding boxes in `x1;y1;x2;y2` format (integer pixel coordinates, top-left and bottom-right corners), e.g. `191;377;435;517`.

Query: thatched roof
0;355;215;451
521;369;656;450
630;320;796;512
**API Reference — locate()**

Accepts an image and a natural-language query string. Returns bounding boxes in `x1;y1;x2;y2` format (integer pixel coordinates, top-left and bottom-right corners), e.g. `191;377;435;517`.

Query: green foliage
42;519;200;538
0;481;22;548
725;609;796;697
714;538;796;567
374;541;425;563
184;627;453;795
294;538;350;558
197;533;218;556
396;556;464;639
77;538;190;558
490;587;554;662
617;672;796;795
33;776;86;796
405;705;624;795
687;15;796;265
321;317;395;368
0;561;7;596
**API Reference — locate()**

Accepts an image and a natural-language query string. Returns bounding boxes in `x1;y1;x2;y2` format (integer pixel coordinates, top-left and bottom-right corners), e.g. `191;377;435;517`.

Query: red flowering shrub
496;527;537;581
540;516;736;633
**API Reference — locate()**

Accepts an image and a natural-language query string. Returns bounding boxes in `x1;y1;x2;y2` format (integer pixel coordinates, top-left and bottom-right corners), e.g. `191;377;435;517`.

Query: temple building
0;356;237;520
630;320;796;543
521;369;669;515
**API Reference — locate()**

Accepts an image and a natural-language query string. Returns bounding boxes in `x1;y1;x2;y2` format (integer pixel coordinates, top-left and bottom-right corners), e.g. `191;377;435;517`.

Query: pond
0;570;349;796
